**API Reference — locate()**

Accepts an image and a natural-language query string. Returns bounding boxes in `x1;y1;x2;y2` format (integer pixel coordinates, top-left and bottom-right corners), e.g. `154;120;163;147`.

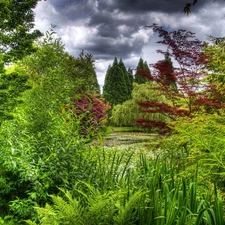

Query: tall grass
26;148;225;225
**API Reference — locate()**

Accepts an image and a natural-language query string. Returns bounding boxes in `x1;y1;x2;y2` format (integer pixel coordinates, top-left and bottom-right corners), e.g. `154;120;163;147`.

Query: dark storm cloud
42;0;223;60
47;0;95;21
98;0;200;13
49;0;215;17
35;0;225;85
40;0;154;60
74;33;146;59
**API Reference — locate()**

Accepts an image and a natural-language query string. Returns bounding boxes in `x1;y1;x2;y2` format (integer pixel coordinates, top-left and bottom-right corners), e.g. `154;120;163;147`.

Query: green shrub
26;152;225;225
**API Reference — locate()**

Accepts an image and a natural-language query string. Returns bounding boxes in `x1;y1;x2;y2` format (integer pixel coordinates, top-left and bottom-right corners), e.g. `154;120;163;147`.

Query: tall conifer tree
118;58;132;99
134;58;151;84
128;67;134;93
103;57;129;107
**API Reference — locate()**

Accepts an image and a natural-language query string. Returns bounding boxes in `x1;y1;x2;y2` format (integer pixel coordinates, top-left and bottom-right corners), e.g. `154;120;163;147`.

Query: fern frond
114;189;146;225
32;190;84;225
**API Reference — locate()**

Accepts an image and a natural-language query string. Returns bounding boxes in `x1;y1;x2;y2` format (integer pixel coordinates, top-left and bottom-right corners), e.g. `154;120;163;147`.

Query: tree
0;0;42;124
102;57;130;108
134;58;151;84
0;0;42;63
20;29;101;135
128;67;134;91
74;50;100;92
111;82;168;127
135;24;222;133
118;58;132;98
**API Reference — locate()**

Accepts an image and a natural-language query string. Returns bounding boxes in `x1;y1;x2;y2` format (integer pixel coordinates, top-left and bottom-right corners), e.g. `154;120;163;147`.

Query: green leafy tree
0;0;41;125
204;37;225;84
134;58;151;84
102;57;130;108
74;51;100;92
0;0;42;62
20;29;102;134
111;82;168;127
0;30;101;222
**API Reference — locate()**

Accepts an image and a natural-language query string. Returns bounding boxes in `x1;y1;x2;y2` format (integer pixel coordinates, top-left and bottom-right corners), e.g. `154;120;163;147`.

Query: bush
0;109;94;222
71;92;110;138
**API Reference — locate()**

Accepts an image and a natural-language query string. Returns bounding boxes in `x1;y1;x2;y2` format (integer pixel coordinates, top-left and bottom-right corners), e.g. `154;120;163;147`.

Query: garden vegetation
1;1;225;224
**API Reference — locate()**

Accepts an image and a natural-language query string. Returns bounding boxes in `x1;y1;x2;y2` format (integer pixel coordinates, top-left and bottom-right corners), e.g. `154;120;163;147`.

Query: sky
34;0;225;88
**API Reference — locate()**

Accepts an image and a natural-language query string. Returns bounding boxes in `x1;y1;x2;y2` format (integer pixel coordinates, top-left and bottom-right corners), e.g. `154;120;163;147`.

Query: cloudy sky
34;0;225;87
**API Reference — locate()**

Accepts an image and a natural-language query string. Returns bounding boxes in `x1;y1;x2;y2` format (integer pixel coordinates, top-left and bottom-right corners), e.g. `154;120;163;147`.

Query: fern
26;189;84;225
113;190;146;225
75;182;117;225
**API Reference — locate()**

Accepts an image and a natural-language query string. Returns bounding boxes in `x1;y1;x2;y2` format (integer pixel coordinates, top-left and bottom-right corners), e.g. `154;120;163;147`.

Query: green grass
111;126;143;132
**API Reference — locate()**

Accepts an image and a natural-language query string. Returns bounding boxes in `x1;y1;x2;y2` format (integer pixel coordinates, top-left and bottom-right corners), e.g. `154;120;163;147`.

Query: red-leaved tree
70;92;110;138
135;24;225;133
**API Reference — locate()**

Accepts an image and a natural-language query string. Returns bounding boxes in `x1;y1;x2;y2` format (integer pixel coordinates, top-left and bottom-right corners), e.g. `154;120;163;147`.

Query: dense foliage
102;57;131;108
0;0;42;63
70;92;110;137
0;28;106;223
134;58;151;84
111;82;168;127
26;151;225;225
0;7;225;223
135;24;225;133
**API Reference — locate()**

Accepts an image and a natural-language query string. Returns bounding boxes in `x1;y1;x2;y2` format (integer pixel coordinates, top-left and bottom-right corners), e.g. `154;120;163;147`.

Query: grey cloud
48;0;96;21
35;0;225;81
97;0;214;13
73;36;143;60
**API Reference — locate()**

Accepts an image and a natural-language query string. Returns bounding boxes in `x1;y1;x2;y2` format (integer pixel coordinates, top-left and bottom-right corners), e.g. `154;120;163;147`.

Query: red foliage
70;92;110;136
137;101;189;118
136;68;153;80
135;24;225;133
195;85;225;112
153;60;176;86
134;118;170;134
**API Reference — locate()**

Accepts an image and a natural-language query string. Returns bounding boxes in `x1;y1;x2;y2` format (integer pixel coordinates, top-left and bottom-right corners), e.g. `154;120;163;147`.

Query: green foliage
111;82;169;127
0;71;30;124
0;29;102;222
0;108;92;221
103;57;130;108
26;152;224;225
118;59;133;99
0;0;42;62
72;50;100;92
165;114;225;191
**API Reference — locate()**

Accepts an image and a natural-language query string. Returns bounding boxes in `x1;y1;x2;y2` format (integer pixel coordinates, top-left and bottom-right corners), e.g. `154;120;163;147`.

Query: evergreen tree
118;59;132;99
134;58;151;84
164;51;177;89
103;57;129;108
128;67;134;93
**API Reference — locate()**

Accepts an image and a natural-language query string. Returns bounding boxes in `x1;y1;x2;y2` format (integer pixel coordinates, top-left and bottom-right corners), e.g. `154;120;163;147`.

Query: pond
103;131;158;148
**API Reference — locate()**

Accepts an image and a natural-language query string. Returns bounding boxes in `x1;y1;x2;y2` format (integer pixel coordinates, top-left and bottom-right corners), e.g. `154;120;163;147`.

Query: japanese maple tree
135;24;225;133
